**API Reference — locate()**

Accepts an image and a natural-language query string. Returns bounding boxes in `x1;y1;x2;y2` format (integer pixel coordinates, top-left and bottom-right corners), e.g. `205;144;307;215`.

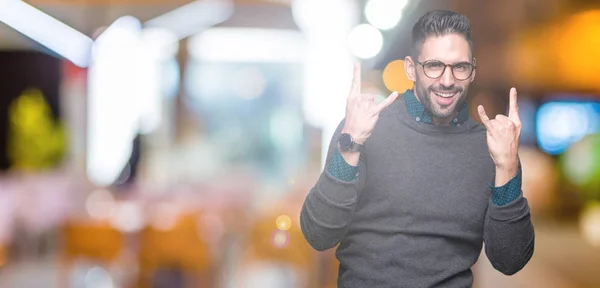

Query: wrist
339;149;360;166
494;161;518;187
341;127;366;144
494;158;518;172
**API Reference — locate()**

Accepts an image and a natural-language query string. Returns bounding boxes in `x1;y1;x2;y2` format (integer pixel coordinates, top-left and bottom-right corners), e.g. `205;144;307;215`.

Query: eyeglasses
415;59;476;81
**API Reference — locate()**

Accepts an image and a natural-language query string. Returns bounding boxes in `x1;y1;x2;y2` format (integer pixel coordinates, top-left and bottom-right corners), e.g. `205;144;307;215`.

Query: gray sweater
300;96;535;287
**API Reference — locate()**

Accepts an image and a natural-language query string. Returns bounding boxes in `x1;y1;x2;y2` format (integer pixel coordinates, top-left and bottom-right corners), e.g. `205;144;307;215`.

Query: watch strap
349;141;363;152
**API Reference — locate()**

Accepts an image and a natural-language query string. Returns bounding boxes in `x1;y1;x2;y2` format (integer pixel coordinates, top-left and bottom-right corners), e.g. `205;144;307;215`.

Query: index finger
508;87;521;123
351;62;361;94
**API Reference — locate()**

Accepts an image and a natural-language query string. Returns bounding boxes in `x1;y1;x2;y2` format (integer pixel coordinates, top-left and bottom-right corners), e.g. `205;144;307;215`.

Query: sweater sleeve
300;120;366;251
483;160;535;275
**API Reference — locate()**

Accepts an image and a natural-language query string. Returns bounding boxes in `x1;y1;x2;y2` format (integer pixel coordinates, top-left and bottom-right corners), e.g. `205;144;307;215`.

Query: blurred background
0;0;599;287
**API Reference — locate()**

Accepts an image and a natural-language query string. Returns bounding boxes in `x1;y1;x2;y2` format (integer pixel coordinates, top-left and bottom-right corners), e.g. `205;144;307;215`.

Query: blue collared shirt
327;89;522;206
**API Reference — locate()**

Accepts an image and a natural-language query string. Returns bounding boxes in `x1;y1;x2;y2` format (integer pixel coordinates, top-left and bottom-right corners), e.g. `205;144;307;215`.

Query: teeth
434;92;455;98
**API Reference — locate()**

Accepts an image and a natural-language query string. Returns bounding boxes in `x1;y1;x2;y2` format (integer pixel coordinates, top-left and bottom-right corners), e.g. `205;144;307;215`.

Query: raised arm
300;63;399;251
478;88;535;274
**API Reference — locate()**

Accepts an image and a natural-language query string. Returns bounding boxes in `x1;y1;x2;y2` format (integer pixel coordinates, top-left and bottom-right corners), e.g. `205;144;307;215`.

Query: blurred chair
60;220;124;287
0;244;7;269
235;209;319;288
136;211;214;288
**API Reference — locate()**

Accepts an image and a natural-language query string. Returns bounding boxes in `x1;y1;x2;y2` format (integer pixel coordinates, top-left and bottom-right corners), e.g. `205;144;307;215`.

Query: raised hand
477;87;522;169
342;63;399;144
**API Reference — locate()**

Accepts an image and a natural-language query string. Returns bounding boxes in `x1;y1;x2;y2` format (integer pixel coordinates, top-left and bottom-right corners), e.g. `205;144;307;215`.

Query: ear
469;57;477;83
404;56;416;82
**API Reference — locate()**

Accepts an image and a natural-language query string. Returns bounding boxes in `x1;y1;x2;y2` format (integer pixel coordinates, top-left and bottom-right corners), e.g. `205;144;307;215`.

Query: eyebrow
422;59;473;65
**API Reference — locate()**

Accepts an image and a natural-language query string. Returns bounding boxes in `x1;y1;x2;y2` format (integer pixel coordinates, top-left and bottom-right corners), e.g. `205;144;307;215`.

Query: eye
454;63;470;71
425;61;444;69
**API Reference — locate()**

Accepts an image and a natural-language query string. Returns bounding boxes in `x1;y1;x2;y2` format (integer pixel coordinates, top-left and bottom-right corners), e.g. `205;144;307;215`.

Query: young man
300;10;534;287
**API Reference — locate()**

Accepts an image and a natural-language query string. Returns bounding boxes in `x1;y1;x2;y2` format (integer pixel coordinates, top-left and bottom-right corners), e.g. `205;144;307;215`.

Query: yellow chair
0;244;8;268
60;221;124;287
136;212;214;288
237;209;319;288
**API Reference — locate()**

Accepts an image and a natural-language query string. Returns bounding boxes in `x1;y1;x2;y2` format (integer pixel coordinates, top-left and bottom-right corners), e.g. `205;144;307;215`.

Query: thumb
477;105;492;130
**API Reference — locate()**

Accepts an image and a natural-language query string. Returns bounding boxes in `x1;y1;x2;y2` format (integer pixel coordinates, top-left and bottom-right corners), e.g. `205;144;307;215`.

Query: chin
432;111;455;119
429;103;457;118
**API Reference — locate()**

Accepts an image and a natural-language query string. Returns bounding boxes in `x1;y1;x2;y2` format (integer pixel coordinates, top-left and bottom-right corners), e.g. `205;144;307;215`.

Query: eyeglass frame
414;58;477;81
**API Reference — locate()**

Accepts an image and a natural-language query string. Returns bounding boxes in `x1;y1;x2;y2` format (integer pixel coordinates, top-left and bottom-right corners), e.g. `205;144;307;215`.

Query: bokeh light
556;10;600;91
84;266;114;288
519;147;558;214
580;201;600;248
536;102;600;155
347;24;383;59
276;215;292;231
85;189;116;220
365;0;407;30
562;134;600;200
149;202;180;231
508;10;600;92
109;202;144;233
382;59;413;93
271;230;290;249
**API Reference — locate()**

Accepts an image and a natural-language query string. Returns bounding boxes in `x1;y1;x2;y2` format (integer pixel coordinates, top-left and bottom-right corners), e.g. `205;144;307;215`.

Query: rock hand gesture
342;63;399;145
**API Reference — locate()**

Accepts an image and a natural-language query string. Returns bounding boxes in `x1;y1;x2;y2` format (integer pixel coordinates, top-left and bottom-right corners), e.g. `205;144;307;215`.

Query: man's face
407;34;475;121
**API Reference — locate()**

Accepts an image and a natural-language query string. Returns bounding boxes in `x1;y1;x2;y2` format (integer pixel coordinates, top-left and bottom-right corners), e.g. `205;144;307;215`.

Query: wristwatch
338;133;363;152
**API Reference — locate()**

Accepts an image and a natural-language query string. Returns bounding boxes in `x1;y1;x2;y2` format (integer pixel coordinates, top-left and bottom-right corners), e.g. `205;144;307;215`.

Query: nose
439;65;455;87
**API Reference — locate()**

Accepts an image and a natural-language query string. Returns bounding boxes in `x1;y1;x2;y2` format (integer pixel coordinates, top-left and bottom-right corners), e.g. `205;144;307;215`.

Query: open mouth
432;90;459;105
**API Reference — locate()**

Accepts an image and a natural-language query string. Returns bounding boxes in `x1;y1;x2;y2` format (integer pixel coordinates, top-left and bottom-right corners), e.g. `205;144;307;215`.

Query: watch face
339;133;352;151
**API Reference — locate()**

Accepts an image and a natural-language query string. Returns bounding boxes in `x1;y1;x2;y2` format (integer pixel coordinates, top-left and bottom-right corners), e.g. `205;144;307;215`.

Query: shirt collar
402;89;469;126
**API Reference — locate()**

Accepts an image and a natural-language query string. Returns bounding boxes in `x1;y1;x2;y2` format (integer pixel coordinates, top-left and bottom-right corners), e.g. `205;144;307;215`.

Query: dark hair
411;10;473;59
